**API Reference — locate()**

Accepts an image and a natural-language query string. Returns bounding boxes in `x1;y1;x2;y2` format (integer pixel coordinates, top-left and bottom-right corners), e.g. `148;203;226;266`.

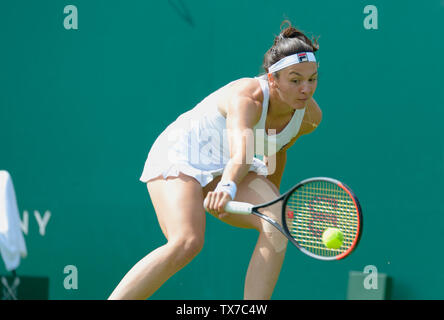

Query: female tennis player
109;21;322;300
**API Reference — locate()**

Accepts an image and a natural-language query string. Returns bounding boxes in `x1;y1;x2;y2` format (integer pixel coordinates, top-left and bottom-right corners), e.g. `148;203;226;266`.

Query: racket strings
285;181;359;258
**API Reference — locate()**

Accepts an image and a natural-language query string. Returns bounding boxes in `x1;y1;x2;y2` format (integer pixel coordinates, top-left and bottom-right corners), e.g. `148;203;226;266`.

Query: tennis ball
322;227;344;249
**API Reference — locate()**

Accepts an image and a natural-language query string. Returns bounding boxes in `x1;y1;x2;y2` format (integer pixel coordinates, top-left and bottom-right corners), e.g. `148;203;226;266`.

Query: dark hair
263;20;319;75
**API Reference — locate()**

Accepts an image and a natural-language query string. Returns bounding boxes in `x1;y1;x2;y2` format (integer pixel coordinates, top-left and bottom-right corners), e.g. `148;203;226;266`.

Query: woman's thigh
203;172;281;231
146;173;206;242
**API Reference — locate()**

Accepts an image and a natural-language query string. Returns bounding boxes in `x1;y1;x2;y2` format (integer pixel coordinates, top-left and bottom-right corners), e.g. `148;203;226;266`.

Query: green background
1;0;443;299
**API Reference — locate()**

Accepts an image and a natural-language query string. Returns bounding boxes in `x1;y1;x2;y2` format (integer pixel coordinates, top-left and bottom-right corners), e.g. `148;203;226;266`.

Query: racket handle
203;199;253;215
224;201;253;215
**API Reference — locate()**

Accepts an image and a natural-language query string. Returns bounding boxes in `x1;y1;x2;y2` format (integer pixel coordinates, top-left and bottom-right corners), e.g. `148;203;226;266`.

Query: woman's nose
300;82;310;94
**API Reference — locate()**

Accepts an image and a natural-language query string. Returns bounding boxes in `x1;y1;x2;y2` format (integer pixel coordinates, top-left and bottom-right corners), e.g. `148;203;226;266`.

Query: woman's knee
167;234;204;266
259;227;288;253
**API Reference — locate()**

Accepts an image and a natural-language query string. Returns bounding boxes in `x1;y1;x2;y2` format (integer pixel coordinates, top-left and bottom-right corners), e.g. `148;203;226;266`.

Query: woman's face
272;62;318;110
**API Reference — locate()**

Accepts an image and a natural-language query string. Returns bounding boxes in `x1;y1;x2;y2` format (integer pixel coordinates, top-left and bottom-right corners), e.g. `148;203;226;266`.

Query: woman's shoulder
221;78;263;99
216;77;264;118
300;98;322;135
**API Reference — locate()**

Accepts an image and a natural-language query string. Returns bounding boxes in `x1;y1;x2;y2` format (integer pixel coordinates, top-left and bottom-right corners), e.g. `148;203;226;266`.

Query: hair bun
273;20;304;45
272;20;319;52
281;26;303;39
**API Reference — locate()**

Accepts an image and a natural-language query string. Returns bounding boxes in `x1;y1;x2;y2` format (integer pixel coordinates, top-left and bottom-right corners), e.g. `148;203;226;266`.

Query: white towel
0;170;27;271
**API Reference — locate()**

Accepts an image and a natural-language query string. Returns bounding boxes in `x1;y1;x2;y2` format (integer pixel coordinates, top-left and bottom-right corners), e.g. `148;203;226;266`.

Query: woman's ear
267;73;278;89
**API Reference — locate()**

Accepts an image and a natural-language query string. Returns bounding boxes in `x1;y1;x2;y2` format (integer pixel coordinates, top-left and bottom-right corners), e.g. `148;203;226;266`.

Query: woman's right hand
203;191;232;219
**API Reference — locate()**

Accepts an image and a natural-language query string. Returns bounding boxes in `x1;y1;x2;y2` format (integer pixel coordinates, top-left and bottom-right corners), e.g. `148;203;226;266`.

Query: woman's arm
263;132;300;190
220;95;262;185
263;149;287;191
204;88;262;217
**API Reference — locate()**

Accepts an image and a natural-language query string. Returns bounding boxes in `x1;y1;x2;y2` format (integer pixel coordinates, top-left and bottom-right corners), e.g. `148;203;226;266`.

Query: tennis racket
205;177;363;261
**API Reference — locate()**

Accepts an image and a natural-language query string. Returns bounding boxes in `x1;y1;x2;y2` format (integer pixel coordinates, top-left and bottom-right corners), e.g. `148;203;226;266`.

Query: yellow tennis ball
322;228;344;249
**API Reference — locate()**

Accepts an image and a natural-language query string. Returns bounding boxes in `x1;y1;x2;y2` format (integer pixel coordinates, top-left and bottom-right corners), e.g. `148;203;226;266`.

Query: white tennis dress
140;75;306;187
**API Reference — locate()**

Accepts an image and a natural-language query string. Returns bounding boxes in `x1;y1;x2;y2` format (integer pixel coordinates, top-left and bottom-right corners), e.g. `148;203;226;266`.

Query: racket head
281;177;363;261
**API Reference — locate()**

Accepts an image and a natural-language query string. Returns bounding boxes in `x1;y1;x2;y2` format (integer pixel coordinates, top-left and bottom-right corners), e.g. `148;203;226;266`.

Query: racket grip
224;201;253;215
203;199;253;215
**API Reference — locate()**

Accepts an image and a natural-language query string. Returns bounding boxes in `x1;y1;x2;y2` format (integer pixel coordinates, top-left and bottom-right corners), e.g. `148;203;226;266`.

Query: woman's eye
292;79;317;83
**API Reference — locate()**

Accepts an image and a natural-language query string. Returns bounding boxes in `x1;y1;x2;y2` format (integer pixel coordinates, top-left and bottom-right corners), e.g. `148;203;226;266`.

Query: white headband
268;52;316;74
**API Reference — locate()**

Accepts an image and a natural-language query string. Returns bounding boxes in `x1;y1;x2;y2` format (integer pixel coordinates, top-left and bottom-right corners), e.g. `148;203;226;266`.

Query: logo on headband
298;53;308;63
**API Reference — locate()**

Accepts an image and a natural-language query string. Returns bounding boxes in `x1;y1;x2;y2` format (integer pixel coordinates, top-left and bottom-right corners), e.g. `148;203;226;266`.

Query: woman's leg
108;173;206;300
203;172;287;300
